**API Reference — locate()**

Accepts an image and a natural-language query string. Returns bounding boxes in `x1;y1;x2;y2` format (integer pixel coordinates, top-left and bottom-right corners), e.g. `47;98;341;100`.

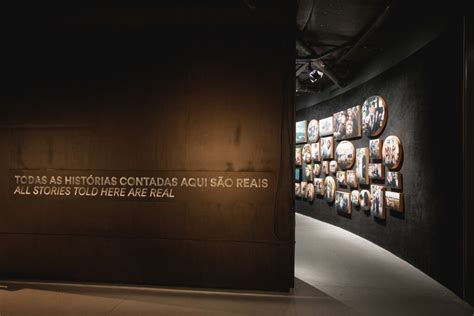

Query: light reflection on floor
0;214;471;315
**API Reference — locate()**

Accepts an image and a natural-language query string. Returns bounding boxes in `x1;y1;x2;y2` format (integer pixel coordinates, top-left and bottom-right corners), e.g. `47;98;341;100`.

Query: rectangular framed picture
303;162;314;182
347;170;358;187
313;163;321;177
321;136;334;160
322;161;329;175
386;171;402;189
303;144;312;163
314;178;325;196
369;139;382;160
371;184;385;219
295;167;302;182
336;171;347;186
368;163;385;180
356;147;369;184
295;146;302;166
386;191;404;212
311;142;321;162
336;191;352;214
296;120;307;144
319;117;334;136
300;182;308;198
295;182;302;198
333;105;361;140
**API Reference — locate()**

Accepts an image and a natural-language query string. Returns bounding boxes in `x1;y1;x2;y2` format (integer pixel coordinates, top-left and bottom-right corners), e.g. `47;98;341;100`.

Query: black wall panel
0;3;295;291
463;17;474;306
296;27;464;296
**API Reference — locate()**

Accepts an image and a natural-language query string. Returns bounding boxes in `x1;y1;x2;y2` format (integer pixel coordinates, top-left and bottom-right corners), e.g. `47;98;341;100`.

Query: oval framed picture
335;141;355;170
360;189;371;211
307;119;319;143
324;176;336;203
361;96;387;137
382;136;403;170
351;190;360;208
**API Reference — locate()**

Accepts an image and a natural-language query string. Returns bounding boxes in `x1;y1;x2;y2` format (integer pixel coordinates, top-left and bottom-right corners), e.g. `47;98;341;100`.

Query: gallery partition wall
464;16;474;306
0;2;295;291
295;22;466;297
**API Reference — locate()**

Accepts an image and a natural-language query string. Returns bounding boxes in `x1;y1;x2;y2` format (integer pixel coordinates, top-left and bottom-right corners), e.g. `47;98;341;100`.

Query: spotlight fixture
309;68;324;83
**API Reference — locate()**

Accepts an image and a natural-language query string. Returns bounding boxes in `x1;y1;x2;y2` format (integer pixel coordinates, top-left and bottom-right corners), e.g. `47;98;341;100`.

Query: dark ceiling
296;0;450;95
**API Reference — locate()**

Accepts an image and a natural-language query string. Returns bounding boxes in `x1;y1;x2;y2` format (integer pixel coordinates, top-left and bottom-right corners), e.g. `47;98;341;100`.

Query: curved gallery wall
295;28;463;296
0;3;295;291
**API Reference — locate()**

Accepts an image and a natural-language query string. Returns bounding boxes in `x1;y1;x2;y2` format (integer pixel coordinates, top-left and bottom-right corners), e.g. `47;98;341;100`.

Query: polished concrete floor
0;213;472;315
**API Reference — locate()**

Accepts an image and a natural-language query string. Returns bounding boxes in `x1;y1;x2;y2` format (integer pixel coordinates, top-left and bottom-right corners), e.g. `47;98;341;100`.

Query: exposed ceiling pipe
296;44;351;62
296;79;319;94
296;39;345;88
336;3;393;64
296;63;308;77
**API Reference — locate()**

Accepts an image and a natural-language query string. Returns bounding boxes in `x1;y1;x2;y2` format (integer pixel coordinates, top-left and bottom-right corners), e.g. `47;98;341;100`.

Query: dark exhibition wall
0;2;295;291
464;17;474;306
296;24;464;296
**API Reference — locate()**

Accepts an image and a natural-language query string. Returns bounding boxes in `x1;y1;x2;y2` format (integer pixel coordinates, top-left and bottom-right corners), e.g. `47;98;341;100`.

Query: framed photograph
333;110;345;140
307;119;319;143
333;106;361;140
295;146;302;166
383;136;403;170
311;142;321;162
351;190;360;208
319;117;334;136
386;191;404;212
295;167;302;182
362;96;387;137
322;161;329;175
314;178;325;196
321;136;334;160
296;120;308;144
360;189;371;211
345;105;362;139
295;183;301;197
303;162;314;182
313;163;321;177
306;183;315;202
336;191;352;214
368;163;385;180
369;139;382;160
335;140;355;170
336;171;347;186
356;147;369;185
303;144;312;164
386;171;402;189
324;176;336;202
301;182;308;199
347;170;358;187
329;160;338;174
371;185;385;219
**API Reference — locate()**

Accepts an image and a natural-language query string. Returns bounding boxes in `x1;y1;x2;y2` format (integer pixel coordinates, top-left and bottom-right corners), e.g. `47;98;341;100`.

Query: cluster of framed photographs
295;95;404;219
